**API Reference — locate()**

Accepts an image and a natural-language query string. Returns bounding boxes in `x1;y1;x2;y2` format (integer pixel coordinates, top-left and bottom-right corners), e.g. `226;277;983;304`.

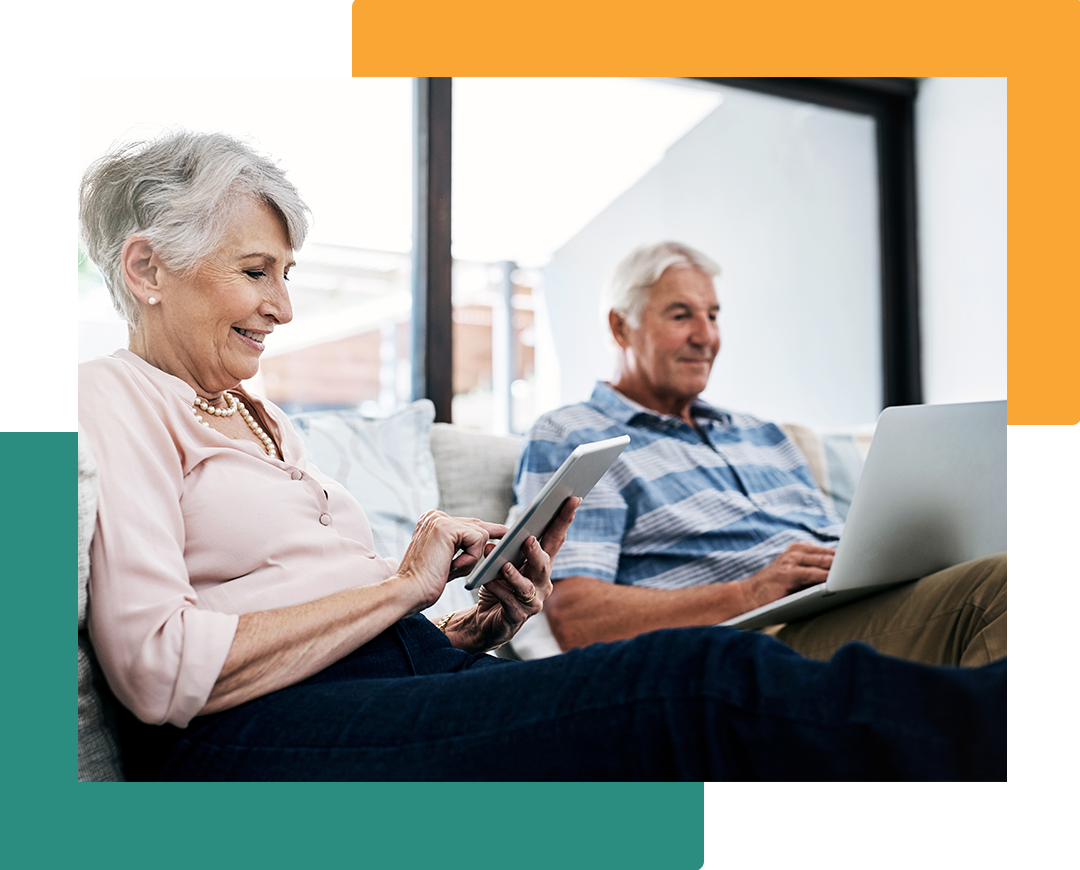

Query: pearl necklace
192;392;278;459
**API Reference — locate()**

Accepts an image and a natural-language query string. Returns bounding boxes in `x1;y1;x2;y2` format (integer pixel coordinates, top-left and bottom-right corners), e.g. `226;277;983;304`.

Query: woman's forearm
200;575;421;715
201;511;528;715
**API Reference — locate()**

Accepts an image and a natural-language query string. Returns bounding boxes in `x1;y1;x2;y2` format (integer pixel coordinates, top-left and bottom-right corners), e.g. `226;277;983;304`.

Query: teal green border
35;8;1028;863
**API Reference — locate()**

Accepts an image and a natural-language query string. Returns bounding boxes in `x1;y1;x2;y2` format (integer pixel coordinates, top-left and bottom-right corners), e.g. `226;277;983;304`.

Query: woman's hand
443;497;579;653
394;511;509;614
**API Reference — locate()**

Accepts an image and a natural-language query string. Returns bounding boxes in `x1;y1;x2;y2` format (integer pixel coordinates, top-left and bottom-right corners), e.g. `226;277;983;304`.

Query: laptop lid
824;399;1007;594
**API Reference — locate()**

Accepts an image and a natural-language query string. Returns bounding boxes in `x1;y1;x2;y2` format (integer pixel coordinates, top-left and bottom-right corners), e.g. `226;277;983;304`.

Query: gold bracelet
435;611;456;633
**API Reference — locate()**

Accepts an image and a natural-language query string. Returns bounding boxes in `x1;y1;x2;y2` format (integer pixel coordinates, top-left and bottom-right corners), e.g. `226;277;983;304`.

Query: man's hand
544;542;836;651
735;542;836;614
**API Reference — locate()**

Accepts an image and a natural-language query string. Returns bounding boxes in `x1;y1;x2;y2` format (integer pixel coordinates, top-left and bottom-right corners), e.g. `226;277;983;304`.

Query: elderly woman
78;130;1004;781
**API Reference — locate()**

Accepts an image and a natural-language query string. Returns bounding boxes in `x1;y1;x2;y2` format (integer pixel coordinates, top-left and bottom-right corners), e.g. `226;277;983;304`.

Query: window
451;77;722;433
445;77;903;431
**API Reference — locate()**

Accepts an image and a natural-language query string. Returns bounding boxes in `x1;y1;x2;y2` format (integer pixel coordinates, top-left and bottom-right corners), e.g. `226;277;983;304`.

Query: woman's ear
120;236;162;305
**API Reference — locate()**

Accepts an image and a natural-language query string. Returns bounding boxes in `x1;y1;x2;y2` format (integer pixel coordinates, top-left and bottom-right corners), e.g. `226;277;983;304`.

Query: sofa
77;399;872;781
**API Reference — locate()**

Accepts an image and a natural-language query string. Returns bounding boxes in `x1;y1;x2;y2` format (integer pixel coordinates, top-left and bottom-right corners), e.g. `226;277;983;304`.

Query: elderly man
514;241;1006;665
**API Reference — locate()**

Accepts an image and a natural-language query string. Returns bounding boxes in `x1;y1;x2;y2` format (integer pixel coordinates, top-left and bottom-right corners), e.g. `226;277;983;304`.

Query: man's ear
120;236;163;304
609;309;631;349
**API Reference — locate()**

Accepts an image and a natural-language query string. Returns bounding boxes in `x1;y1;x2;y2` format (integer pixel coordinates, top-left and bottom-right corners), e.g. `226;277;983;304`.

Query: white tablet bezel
463;435;630;591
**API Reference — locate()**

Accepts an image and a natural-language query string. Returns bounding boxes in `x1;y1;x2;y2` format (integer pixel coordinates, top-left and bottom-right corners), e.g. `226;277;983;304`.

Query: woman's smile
233;326;269;350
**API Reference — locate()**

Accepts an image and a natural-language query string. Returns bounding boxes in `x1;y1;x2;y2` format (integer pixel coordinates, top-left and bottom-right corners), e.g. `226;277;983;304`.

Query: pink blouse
79;350;398;727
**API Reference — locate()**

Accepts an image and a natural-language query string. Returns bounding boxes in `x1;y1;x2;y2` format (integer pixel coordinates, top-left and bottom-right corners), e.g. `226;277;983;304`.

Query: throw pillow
290;400;440;562
781;423;874;520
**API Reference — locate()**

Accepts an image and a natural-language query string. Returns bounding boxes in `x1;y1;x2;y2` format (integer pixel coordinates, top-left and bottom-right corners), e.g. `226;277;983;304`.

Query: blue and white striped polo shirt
514;382;845;589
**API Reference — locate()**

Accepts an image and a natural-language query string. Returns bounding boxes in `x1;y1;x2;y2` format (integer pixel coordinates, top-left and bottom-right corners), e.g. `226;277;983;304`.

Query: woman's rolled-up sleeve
81;360;238;727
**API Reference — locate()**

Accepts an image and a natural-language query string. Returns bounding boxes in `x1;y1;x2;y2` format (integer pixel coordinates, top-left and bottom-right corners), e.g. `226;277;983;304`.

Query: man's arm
545;542;836;650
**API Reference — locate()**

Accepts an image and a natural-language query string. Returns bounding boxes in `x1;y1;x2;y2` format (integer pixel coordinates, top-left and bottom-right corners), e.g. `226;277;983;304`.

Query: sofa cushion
430;423;523;526
291;400;440;562
780;423;873;520
424;424;525;620
78;435;125;782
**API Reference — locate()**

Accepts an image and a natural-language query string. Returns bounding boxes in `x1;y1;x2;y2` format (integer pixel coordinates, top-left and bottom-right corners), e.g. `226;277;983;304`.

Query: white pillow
289;401;471;623
780;423;874;520
291;400;440;562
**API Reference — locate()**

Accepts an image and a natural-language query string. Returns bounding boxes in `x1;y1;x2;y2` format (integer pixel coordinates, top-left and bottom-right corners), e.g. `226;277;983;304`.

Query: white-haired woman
78;130;1005;781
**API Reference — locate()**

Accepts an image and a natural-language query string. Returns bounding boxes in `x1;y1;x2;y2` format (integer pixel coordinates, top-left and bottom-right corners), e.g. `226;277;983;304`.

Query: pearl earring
147;297;158;305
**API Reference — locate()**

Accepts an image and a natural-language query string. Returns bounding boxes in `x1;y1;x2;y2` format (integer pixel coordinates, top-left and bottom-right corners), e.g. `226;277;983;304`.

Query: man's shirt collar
588;382;732;428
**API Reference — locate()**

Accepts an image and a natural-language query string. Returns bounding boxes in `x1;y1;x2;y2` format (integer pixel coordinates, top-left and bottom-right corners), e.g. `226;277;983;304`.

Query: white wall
537;85;883;430
916;77;1007;406
534;78;1008;429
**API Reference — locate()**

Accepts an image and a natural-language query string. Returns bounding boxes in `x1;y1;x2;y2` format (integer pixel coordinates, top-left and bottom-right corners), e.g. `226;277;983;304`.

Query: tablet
463;435;630;591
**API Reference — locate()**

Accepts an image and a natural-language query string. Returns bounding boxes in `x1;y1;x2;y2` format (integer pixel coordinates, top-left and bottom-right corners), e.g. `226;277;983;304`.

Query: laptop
721;400;1006;631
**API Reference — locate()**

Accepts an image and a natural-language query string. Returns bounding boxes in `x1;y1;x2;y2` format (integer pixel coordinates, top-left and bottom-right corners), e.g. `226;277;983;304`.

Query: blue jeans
118;615;1005;780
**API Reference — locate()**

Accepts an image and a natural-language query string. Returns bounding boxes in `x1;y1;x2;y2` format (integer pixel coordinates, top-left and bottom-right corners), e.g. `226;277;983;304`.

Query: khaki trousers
767;553;1007;667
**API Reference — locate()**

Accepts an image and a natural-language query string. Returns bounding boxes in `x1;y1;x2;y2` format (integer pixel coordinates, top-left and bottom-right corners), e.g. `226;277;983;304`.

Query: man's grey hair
79;130;310;327
608;241;721;326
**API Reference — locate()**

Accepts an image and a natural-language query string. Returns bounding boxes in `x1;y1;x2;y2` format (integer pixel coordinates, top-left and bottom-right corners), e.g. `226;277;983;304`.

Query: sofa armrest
78;434;126;781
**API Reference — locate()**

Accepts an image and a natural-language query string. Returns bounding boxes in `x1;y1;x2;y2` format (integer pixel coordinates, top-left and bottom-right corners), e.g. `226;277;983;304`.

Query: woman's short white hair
79;130;310;327
608;241;721;326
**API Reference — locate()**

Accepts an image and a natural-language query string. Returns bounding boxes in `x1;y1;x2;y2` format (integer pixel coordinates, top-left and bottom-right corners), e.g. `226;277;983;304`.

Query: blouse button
319;514;332;526
291;470;303;481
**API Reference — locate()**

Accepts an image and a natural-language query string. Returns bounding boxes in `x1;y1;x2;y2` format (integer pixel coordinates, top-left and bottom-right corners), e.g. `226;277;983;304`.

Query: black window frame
412;76;921;422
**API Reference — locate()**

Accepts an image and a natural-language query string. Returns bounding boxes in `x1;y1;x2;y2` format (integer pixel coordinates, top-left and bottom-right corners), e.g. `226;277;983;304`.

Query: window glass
452;77;881;432
451;77;723;433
